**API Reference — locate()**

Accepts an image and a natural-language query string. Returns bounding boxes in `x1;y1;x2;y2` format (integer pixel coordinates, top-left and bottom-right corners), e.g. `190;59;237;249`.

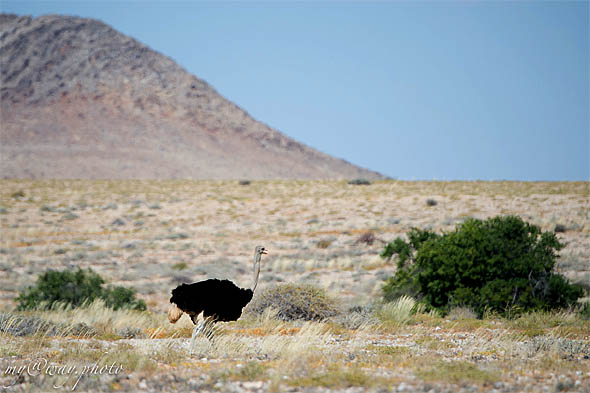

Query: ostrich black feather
170;279;253;323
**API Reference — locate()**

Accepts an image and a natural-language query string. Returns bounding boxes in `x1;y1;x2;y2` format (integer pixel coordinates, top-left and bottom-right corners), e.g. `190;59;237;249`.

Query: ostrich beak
261;249;268;254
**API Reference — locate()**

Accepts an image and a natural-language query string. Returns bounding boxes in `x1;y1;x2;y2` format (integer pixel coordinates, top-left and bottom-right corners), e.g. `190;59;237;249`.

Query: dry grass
1;299;589;391
1;180;589;392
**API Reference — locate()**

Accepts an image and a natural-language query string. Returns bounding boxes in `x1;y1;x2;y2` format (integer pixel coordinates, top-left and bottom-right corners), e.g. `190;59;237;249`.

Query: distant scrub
425;198;438;207
171;262;188;270
16;268;146;311
316;239;333;249
381;216;584;317
246;283;338;321
355;231;378;246
11;190;25;199
348;179;371;186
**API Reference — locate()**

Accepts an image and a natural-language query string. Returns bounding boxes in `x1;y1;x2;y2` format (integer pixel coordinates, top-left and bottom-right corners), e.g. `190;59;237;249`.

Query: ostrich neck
251;253;261;292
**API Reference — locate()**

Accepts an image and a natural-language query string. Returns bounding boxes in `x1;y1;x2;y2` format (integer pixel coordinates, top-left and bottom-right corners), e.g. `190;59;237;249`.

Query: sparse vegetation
415;360;499;385
1;179;588;392
289;364;373;389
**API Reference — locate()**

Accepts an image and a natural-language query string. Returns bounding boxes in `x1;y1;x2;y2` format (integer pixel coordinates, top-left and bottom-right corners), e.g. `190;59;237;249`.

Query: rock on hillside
0;14;383;179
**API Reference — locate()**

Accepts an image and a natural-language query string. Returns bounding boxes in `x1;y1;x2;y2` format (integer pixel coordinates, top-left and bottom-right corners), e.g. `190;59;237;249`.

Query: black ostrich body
168;246;267;351
170;279;254;323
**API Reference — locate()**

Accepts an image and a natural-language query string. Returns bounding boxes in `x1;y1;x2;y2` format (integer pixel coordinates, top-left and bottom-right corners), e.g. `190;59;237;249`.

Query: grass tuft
378;296;422;326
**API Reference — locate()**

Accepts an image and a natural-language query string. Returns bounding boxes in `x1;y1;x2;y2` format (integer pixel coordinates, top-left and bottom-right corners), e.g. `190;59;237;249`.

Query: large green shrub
382;216;583;317
380;228;439;301
16;268;146;311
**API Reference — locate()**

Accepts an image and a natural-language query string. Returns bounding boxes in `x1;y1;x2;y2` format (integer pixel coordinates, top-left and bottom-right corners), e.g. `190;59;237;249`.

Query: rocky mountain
0;13;383;179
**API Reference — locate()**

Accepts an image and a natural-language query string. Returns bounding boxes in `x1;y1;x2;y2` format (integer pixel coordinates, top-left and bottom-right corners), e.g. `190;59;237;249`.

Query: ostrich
168;245;268;351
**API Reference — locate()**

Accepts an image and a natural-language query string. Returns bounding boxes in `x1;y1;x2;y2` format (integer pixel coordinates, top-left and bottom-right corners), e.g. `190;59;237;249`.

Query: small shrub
381;216;584;317
316;239;333;249
356;232;377;245
15;268;146;311
554;224;567;233
62;212;79;220
238;180;251;186
172;262;188;270
11;190;25;198
245;283;338;321
426;198;438;206
111;218;126;226
167;232;189;240
117;326;145;339
348;178;371;186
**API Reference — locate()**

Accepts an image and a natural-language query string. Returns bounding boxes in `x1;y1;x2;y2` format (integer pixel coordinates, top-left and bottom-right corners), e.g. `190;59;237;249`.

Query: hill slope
0;14;383;179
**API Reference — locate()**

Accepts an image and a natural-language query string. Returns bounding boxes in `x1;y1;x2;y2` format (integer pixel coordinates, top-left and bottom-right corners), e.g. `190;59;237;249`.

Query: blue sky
2;1;588;181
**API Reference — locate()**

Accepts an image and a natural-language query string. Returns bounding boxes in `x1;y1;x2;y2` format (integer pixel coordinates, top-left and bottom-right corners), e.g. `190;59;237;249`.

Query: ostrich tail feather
168;304;183;324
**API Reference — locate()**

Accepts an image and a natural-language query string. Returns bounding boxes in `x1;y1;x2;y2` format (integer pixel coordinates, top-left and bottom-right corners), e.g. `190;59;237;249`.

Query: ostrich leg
189;316;214;355
189;323;200;355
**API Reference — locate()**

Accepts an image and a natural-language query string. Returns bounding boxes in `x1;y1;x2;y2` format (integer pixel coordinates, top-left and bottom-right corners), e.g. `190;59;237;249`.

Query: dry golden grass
1;300;589;392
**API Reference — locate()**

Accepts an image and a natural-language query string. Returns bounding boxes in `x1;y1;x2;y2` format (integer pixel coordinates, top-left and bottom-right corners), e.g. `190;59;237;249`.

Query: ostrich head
251;246;267;292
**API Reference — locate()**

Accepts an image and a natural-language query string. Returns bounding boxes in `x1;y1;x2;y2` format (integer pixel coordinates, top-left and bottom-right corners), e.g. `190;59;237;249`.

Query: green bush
245;283;338;321
381;216;583;317
15;268;146;311
100;285;146;311
381;228;439;301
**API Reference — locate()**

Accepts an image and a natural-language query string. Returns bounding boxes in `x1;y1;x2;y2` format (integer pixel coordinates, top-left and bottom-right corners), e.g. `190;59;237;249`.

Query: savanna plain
0;180;589;393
